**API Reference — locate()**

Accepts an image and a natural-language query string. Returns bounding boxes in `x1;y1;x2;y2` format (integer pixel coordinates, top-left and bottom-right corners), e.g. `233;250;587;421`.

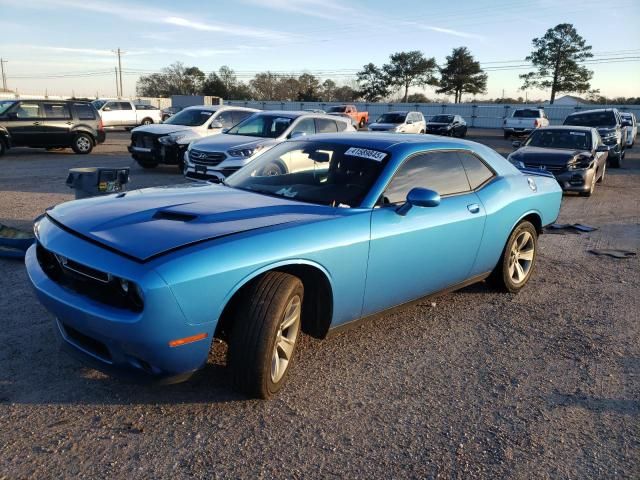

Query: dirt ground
0;129;638;479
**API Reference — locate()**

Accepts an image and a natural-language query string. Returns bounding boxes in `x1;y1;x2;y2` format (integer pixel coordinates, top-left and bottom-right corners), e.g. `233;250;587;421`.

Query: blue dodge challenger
26;133;562;398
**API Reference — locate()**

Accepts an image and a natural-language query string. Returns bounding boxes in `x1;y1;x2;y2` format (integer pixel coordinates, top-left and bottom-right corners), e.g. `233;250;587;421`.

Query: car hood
369;123;399;129
510;147;588;166
132;124;194;136
46;184;342;262
427;122;451;127
192;134;275;152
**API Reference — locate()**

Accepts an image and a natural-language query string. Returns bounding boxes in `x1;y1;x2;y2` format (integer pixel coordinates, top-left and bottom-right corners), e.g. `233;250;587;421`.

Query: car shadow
548;390;639;415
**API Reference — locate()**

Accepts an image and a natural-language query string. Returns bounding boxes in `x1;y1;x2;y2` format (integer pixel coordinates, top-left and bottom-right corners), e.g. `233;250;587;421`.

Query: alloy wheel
76;136;91;153
508;231;535;285
271;295;301;383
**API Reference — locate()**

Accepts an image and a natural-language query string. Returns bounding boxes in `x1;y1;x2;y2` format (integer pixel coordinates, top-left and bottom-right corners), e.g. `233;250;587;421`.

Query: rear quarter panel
470;173;561;275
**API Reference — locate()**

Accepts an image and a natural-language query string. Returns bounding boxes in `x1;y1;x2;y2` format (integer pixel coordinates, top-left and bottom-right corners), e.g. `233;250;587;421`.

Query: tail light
534;119;540;128
98;118;104;131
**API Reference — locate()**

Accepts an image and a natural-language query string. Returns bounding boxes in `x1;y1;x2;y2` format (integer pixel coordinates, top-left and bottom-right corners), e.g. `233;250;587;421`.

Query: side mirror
596;145;610;152
289;131;307;139
210;120;223;129
7;112;18;120
396;187;440;216
512;140;521;149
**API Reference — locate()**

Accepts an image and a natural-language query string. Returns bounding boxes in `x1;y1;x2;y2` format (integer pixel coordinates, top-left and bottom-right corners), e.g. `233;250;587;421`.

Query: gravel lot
0;129;638;479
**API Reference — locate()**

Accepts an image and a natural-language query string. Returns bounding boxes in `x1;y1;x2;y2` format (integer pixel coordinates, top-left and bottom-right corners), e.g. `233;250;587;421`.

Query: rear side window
315;118;338;133
291;118;316;135
513;109;541;118
458;152;494;189
74;103;97;120
384;151;471;203
104;102;120;111
117;102;132;110
43;103;71;119
335;119;349;132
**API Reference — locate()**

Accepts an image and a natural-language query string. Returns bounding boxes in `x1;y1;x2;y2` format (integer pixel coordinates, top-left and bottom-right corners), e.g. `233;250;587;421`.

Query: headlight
158;136;175;145
229;145;264;158
33;214;45;240
117;278;144;311
568;155;592;170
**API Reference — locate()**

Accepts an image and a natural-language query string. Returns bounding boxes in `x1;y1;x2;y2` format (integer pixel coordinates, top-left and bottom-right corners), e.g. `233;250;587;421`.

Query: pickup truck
503;108;549;139
91;99;163;129
327;104;368;129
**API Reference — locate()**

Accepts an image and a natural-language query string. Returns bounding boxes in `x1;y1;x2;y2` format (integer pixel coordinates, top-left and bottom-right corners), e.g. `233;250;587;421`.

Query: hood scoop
152;211;197;222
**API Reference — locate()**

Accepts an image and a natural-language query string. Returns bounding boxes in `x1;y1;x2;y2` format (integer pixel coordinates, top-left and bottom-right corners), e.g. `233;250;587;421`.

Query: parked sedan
184;111;354;181
620;112;637;148
426;114;467;137
26;133;561;398
508;126;608;196
368;111;426;133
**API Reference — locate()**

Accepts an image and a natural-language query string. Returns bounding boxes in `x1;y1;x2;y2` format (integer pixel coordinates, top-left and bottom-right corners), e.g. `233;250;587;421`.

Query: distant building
545;95;589;106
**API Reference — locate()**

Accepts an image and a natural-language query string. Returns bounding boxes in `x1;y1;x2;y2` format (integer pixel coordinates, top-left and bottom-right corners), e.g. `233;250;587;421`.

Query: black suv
563;108;627;167
0;99;105;156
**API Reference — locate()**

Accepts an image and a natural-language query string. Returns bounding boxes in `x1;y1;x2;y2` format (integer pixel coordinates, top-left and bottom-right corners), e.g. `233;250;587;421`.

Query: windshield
377;113;406;124
328;106;347;113
227;114;293;138
513;109;541;118
0;100;16;115
226;141;389;207
164;109;214;126
564;111;616;127
430;115;453;123
525;129;592;150
91;100;106;110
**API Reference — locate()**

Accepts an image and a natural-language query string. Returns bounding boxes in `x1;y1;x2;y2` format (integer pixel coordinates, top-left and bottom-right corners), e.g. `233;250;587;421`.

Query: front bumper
426;128;451;135
25;233;214;383
554;167;597;192
128;143;186;166
504;127;534;135
184;151;246;181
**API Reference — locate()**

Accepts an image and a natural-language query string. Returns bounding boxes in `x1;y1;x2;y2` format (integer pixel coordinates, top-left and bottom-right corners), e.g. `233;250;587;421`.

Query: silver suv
184;111;355;181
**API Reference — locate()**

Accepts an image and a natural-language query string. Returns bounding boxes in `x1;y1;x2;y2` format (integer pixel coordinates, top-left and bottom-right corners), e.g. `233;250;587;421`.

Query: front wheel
489;221;538;293
228;271;304;399
72;133;94;154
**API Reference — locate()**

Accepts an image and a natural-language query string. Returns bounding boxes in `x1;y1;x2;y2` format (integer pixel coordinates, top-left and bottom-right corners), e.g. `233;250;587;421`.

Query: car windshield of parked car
163;109;214;126
525;129;592;150
91;100;106;110
327;106;347;113
513;109;540;118
226;115;294;138
564;112;617;127
0;100;16;115
226;140;389;207
377;113;406;124
431;115;454;123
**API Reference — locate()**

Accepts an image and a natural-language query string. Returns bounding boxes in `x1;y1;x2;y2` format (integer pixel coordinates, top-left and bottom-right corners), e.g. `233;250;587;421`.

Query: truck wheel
359;118;366;129
228;271;304;399
71;133;94;154
141;118;153;126
488;221;538;293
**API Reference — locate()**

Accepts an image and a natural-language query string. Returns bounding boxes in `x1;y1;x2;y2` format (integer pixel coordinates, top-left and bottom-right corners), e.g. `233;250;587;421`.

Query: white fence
224;101;640;129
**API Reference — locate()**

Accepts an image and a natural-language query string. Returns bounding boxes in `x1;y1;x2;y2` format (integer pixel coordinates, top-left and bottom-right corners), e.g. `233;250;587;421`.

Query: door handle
32;122;40;126
467;203;480;214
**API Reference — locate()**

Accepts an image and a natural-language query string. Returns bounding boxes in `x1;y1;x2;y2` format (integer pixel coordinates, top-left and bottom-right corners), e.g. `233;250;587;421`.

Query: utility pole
112;48;124;98
0;58;8;92
114;67;120;97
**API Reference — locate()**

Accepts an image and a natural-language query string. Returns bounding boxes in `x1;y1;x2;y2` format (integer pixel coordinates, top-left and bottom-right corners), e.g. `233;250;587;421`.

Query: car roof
566;108;618;116
538;125;595;132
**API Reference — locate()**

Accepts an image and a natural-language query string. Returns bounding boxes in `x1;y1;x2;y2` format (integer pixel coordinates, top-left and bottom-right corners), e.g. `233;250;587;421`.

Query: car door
362;150;486;316
42;101;74;145
5;101;46;146
99;101;121;127
117;102;136;126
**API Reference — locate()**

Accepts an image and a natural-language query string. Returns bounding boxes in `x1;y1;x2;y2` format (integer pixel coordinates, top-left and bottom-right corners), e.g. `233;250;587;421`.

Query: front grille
524;163;565;174
189;149;226;166
132;133;157;149
36;243;143;312
602;137;617;146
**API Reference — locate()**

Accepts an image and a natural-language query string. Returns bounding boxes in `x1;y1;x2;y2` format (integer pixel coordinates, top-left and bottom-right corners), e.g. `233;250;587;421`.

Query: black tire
503;131;510;139
488;221;538;293
359;118;366;129
137;160;158;169
228;271;304;399
597;162;606;183
71;133;94;154
420;129;425;134
0;138;7;157
460;128;467;138
141;118;153;126
609;153;621;168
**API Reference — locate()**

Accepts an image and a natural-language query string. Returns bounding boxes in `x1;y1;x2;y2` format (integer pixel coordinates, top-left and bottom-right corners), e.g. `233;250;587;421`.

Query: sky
0;0;638;101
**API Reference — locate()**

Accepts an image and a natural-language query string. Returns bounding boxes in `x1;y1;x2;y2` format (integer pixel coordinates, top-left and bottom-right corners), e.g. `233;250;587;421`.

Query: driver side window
291;118;316;136
384;151;471;204
216;111;235;128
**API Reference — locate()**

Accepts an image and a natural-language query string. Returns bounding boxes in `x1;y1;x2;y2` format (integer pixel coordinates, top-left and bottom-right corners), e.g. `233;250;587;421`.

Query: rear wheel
71;133;93;154
228;272;304;399
141;117;153;126
359;118;366;129
489;221;538;293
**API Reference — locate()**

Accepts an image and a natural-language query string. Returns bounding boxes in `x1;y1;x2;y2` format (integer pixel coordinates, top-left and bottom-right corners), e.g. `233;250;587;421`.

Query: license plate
196;166;207;175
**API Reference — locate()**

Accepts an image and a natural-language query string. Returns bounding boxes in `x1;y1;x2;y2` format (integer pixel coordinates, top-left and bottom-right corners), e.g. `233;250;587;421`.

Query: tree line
137;24;609;105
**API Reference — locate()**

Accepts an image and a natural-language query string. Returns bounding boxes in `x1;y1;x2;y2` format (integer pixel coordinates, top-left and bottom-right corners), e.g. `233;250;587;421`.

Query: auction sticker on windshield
344;147;387;162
